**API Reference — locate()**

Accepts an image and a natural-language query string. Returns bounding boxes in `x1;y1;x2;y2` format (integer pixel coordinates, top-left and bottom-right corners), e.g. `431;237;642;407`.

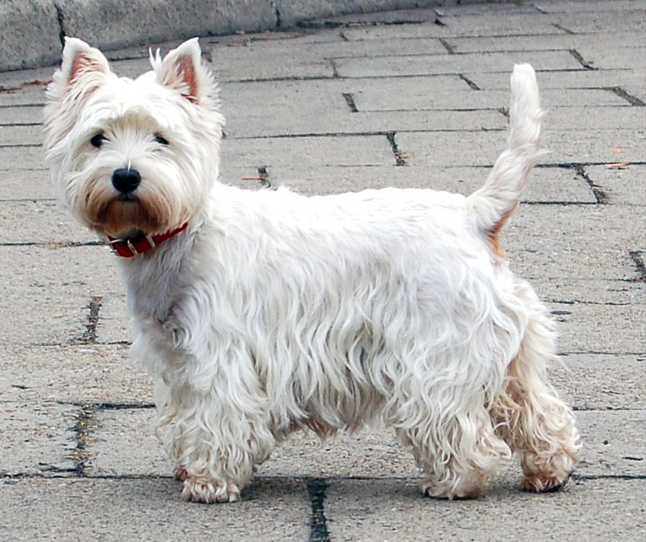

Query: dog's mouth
116;194;139;203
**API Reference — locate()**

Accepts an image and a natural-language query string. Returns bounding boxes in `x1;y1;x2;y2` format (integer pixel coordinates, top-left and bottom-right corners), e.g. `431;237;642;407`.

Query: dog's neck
108;223;189;258
116;219;202;325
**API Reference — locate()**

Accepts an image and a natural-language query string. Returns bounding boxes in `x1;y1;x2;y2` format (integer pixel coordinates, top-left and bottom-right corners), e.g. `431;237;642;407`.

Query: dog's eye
154;134;169;145
90;134;106;148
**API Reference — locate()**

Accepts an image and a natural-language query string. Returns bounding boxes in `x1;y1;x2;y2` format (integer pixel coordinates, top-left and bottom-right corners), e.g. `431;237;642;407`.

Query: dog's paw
182;477;241;504
420;479;483;500
523;473;570;493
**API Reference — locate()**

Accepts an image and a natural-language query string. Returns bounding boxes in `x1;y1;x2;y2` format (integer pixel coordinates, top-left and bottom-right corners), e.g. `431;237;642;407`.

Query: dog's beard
78;174;186;236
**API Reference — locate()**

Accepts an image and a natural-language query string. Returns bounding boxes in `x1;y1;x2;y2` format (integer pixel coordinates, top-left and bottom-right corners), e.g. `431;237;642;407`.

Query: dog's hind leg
393;393;512;499
493;283;580;492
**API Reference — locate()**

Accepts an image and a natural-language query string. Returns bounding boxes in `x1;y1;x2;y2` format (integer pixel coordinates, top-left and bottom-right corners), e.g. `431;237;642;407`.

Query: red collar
107;223;189;258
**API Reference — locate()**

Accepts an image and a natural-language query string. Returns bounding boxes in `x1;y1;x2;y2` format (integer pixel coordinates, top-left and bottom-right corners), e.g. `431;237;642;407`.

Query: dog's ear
152;38;210;104
49;38;111;98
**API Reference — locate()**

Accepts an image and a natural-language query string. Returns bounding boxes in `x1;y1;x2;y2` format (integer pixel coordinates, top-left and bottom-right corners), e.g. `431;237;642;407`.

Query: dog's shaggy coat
44;38;580;503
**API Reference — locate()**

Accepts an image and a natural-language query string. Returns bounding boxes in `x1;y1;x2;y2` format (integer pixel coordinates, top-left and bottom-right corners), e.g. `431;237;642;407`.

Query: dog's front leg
157;362;276;503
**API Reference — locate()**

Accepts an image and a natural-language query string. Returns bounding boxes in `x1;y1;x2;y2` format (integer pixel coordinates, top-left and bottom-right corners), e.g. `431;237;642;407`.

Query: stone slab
444;31;645;54
206;42;336;82
334;50;583;78
0;344;152;404
0;124;42;146
266;164;596;203
0;86;48;107
0;145;45;170
0;402;78;476
87;409;644;479
0;200;98;243
505;205;644;281
551;302;645;355
0;477;310;542
466;69;646;92
547;8;646;34
0;245;121;296
550;353;646;411
531;278;645;306
326;478;646;542
0;169;53;200
398;128;646;166
342;13;565;41
220;133;395;175
534;0;645;14
587;164;646;206
220;77;509;137
352;84;628;111
0;104;44;124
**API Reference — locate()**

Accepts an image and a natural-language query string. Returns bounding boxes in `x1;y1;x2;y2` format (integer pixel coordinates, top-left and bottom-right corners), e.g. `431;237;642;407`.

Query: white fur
44;38;580;503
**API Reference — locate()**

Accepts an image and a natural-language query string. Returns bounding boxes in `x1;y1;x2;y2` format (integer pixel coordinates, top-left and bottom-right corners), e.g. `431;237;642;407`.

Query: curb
0;0;503;72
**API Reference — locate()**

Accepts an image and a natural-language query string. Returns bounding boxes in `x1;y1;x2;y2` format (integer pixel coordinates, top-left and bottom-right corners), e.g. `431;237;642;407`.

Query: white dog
44;37;580;503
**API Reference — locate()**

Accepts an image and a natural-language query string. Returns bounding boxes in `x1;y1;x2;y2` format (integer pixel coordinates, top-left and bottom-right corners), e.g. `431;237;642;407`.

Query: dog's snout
112;168;141;194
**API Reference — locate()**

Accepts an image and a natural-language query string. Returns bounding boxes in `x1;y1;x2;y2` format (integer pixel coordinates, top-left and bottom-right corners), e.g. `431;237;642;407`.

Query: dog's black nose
112;168;141;194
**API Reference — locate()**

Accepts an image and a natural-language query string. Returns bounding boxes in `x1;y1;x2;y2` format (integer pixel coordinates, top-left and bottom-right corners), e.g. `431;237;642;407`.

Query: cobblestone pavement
1;1;644;541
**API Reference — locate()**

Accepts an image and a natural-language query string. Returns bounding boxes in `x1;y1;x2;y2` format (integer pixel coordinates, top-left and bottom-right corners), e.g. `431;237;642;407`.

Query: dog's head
44;37;224;237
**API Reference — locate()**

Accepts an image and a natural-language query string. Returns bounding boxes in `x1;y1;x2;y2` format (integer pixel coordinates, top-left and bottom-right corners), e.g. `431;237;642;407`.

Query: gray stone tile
398;128;646;166
550;353;646;411
352;84;627;112
549;8;646;34
87;409;643;479
326;478;646;542
587;164;646;206
334;50;583;78
0;344;151;404
0;477;310;542
0;124;41;146
0;145;44;170
467;69;646;91
0;169;53;200
0;86;47;107
534;0;645;14
532;278;645;305
343;14;565;41
445;31;645;54
0;200;97;243
220;134;395;174
269;164;596;203
551;302;646;355
0;402;78;476
0;104;44;125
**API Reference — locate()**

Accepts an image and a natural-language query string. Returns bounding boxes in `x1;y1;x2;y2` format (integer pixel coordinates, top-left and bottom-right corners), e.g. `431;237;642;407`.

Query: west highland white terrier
44;37;580;503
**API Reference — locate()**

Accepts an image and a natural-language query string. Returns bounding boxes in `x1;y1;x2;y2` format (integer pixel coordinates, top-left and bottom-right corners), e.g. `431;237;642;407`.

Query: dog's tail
467;64;545;255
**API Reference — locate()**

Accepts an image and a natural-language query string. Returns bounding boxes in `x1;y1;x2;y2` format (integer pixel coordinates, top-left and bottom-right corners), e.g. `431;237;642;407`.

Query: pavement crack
552;22;575;35
71;406;95;477
76;296;103;344
629;251;646;283
569;49;597;70
438;38;455;54
572;165;609;204
342;92;358;112
607;87;646;107
459;74;481;90
307;478;331;542
386;132;407;167
0;240;104;248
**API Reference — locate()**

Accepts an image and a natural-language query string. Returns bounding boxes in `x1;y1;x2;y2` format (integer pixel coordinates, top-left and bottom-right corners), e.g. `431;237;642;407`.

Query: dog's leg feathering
493;282;581;492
